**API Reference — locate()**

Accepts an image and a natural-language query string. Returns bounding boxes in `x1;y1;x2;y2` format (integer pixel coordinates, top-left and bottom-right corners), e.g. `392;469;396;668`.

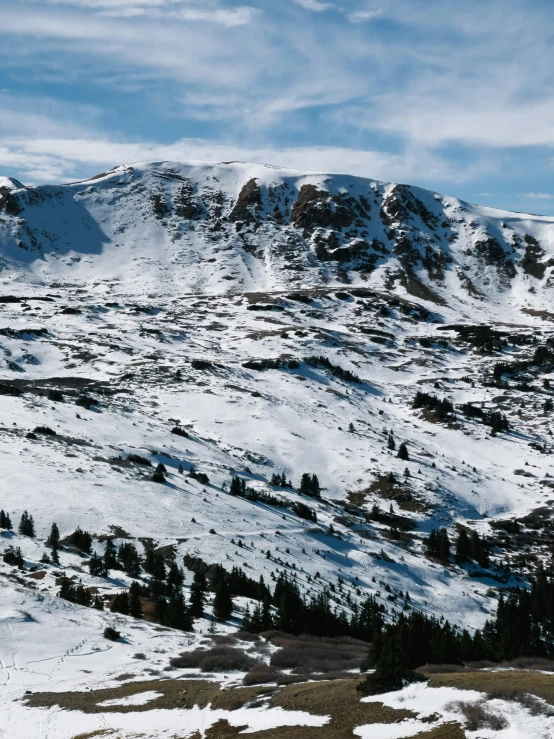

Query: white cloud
347;9;382;23
0;131;491;187
524;192;554;199
292;0;334;11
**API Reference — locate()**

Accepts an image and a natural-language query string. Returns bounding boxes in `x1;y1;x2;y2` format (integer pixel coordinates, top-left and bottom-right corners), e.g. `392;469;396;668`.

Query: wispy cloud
291;0;334;11
0;0;554;211
524;192;554;199
347;8;382;23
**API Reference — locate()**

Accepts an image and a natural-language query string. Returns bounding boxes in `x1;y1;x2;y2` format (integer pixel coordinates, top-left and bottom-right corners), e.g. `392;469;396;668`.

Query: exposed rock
229;179;262;224
521;234;547;279
475;236;516;280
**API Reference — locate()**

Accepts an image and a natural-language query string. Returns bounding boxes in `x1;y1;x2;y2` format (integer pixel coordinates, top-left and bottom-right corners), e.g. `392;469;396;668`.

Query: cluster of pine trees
242;572;384;641
299;473;321;498
59;579;104;610
358;569;554;695
424;527;490;568
460;403;509;433
413;391;454;420
229;475;318;521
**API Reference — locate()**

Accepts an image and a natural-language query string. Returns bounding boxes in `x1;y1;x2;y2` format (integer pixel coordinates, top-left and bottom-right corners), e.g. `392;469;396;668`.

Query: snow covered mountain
1;161;554;313
2;161;554;737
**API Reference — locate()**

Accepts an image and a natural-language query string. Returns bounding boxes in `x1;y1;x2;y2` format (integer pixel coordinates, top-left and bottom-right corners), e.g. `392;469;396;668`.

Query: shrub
449;701;508;731
76;396;96;410
171;426;189;438
127;454;152;466
268;635;365;674
3;546;24;568
67;527;93;554
103;627;121;642
243;667;280;686
34;425;56;436
169;647;259;672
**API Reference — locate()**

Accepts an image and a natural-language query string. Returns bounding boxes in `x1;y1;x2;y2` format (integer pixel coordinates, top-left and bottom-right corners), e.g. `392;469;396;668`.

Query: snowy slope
1;161;554;736
0;160;553;314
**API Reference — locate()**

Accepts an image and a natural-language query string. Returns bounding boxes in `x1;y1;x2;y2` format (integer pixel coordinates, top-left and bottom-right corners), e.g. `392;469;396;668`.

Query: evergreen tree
166;590;193;631
104;539;118;571
144;550;166;580
455;529;470;563
299;473;312;496
167;562;184;593
89;551;107;577
110;592;130;615
230;475;242;496
397;442;409;461
299;473;321;499
68;527;92;553
129;581;143;619
118;542;140;577
46;522;60;548
387;434;396;451
19;511;35;537
3;546;23;568
0;510;12;530
152;463;166;483
424;527;450;561
189;570;207;618
213;580;233;621
154;596;167;625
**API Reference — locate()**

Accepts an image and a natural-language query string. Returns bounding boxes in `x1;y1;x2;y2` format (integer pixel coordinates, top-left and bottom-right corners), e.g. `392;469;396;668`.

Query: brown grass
24;679;267;714
429;670;554;706
31;677;418;739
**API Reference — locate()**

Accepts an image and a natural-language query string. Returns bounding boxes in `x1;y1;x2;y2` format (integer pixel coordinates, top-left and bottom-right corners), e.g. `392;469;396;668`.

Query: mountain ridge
0;160;553;318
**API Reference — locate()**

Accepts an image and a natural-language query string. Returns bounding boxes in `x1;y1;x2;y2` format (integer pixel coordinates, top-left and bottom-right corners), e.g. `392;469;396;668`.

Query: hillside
1;161;554;737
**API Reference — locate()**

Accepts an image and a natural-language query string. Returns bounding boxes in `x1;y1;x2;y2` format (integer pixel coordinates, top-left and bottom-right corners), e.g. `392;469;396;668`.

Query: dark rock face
229;179;262;224
174;182;204;220
380;185;438;231
0;187;22;216
521;234;547;280
475;236;516;280
291;185;361;235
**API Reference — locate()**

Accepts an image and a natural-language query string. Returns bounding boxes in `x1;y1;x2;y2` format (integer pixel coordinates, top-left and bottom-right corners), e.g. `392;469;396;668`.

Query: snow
0;160;554;733
359;683;554;739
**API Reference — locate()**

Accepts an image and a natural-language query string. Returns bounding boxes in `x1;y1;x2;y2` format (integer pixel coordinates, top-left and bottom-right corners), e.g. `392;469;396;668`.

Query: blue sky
1;0;554;214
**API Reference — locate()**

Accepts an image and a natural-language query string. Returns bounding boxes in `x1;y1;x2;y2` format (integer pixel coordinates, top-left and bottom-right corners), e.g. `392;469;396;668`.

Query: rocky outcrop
521;234;548;280
229;179;262;224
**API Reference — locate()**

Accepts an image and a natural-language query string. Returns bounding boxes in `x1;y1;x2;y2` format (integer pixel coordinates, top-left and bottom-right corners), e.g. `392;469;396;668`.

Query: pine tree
152;463;166;483
213;580;233;621
110;592;129;615
166;590;193;631
0;510;11;529
167;562;184;593
19;511;35;537
299;473;312;496
154;596;167;625
129;581;143;619
118;542;140;577
455;529;470;563
387;434;396;451
89;552;107;577
144;550;166;580
47;522;60;548
104;539;118;571
230;476;242;496
189;570;207;618
311;474;321;498
397;442;409;461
